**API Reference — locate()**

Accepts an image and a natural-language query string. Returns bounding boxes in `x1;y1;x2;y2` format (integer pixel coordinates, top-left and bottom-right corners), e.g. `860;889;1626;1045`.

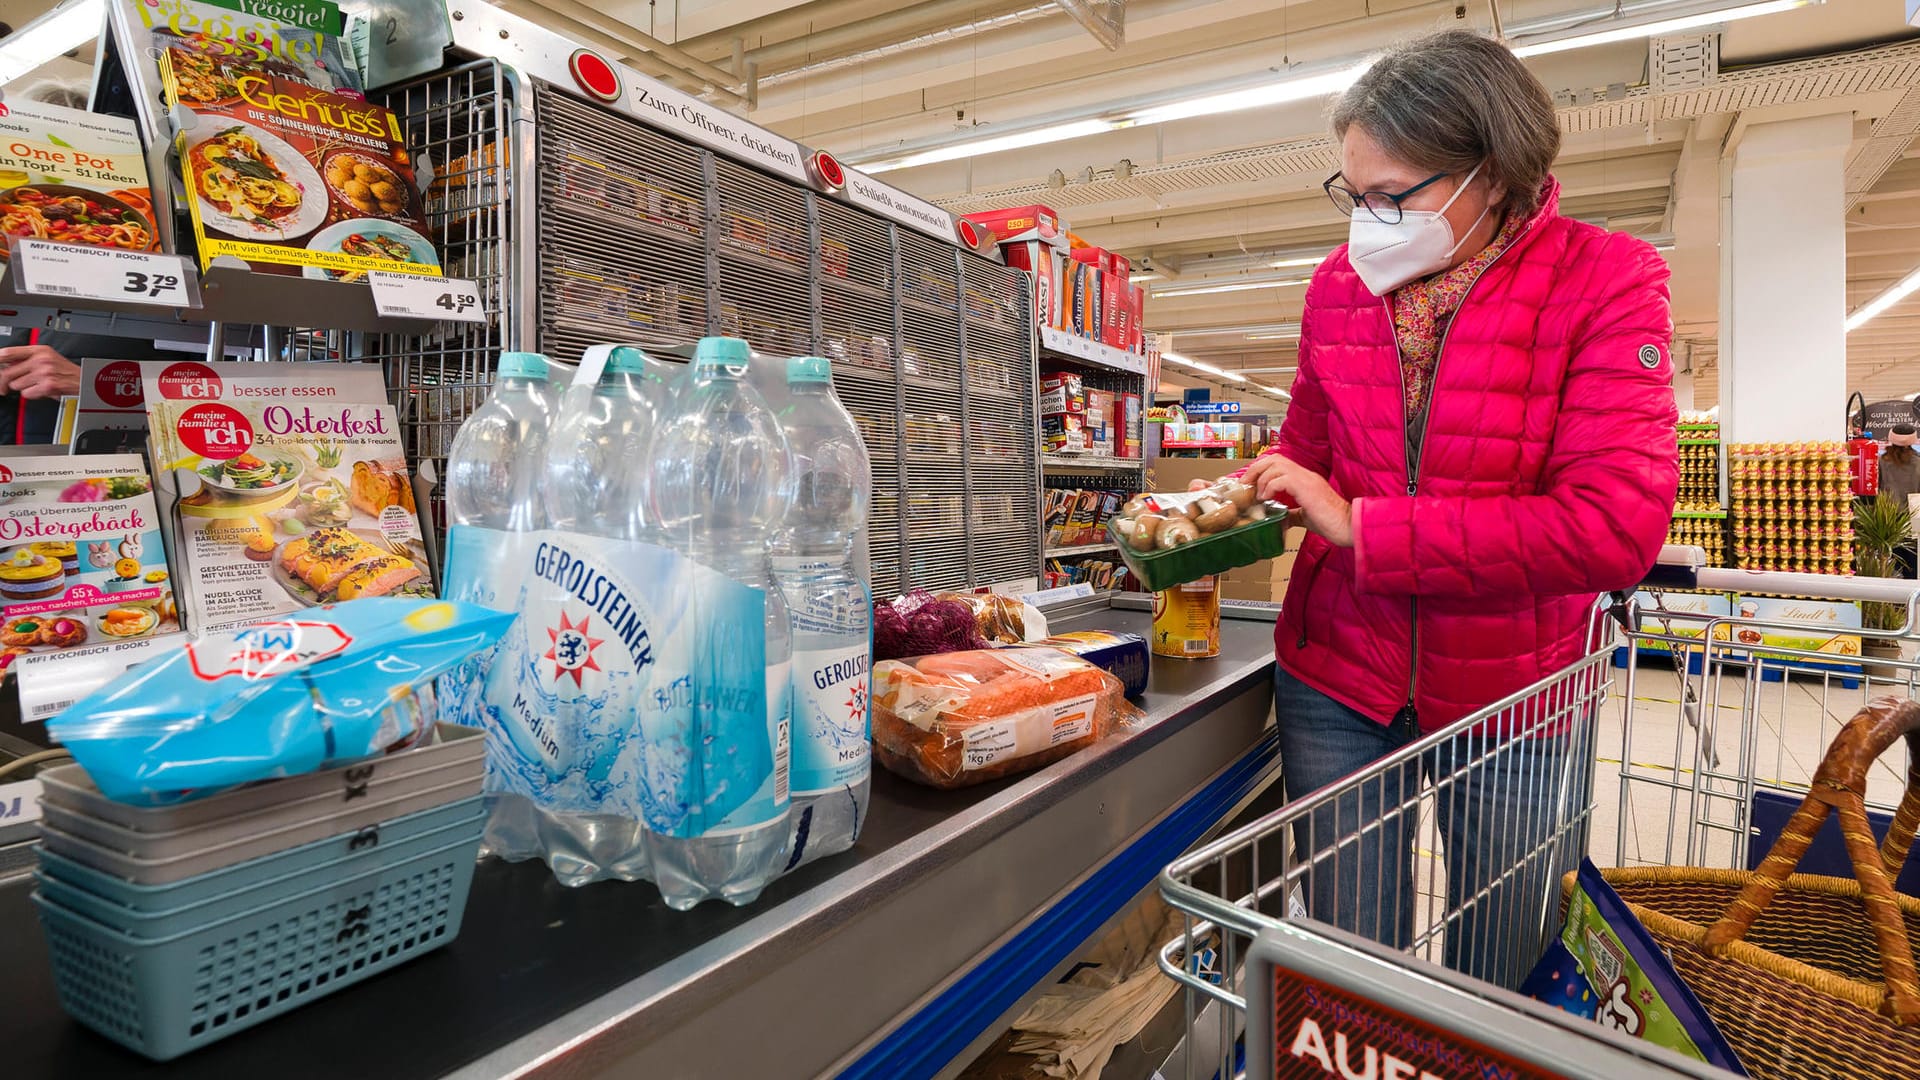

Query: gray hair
1331;30;1561;219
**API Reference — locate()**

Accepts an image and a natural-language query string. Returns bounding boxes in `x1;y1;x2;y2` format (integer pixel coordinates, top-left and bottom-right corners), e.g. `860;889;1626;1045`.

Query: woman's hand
1246;453;1353;548
0;344;80;400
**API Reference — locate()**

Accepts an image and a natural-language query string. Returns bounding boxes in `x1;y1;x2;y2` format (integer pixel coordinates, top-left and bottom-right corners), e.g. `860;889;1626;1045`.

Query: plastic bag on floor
1008;897;1186;1078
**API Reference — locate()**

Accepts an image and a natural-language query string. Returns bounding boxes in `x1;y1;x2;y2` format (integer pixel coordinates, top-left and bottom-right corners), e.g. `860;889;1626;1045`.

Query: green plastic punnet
1108;502;1292;593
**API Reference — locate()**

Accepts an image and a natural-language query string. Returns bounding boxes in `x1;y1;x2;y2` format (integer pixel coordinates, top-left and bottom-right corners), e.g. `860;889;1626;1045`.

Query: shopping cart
1157;556;1920;1080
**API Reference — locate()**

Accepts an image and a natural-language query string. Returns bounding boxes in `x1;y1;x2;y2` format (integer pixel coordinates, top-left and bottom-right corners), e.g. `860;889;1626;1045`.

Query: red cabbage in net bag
874;590;988;661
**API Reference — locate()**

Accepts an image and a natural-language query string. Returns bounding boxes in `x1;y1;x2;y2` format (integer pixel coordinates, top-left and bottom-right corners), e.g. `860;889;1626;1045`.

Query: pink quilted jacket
1272;177;1678;732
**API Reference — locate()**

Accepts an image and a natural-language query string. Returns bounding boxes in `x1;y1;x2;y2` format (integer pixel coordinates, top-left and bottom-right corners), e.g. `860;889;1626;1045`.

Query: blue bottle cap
693;336;751;370
608;346;650;374
787;357;831;384
498;352;550;380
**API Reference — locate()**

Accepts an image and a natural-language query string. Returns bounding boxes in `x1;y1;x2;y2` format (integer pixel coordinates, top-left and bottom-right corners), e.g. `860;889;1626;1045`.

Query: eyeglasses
1323;170;1449;225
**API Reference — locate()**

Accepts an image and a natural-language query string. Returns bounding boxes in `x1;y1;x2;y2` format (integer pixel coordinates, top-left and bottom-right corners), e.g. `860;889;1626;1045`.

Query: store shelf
1162;439;1237;450
0;264;446;339
1042;453;1144;471
1039;326;1148;375
0;605;1281;1080
1046;542;1120;558
1673;510;1729;519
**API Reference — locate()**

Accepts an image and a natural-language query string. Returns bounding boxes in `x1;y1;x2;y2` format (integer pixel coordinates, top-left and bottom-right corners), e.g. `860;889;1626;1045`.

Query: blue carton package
1009;630;1149;697
47;598;515;804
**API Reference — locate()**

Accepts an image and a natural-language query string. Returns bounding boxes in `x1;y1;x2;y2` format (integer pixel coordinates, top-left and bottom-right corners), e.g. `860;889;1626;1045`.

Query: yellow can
1152;575;1221;659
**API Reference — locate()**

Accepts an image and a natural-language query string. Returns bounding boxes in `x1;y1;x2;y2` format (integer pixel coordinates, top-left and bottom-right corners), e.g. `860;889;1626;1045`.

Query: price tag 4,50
367;271;488;323
8;238;202;309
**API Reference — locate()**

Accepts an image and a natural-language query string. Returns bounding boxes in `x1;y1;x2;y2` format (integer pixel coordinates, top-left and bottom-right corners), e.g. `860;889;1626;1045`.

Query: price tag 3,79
367;271;488;323
8;238;202;309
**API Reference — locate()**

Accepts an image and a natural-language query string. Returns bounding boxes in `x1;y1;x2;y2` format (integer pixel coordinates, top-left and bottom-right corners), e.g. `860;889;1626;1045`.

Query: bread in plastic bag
871;647;1142;789
931;591;1041;644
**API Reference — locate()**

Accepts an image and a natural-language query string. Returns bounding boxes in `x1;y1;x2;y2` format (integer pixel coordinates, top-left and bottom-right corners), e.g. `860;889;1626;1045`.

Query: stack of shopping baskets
29;723;487;1060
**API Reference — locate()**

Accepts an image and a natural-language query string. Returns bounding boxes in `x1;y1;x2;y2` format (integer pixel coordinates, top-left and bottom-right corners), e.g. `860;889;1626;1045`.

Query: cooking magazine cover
0;454;177;682
163;55;437;279
0;100;158;259
107;0;362;147
142;359;432;633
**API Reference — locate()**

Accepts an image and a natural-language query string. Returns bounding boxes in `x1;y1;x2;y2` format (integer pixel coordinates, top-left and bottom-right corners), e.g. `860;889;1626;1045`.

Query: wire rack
527;81;1040;597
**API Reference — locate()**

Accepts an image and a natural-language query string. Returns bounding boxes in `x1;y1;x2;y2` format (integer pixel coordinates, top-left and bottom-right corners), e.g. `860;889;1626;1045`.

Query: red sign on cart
1271;969;1560;1080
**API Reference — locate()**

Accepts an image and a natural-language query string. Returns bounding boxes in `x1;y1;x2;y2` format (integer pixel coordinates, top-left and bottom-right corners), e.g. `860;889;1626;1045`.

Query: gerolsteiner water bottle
489;345;662;885
646;336;795;908
442;351;560;865
444;351;557;531
772;357;873;868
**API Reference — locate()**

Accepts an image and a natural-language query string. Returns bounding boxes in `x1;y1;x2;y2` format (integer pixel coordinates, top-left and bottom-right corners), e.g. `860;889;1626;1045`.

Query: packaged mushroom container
1106;479;1292;593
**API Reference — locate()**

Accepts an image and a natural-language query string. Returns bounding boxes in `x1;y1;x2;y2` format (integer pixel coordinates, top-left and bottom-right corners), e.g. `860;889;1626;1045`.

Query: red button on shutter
570;50;621;103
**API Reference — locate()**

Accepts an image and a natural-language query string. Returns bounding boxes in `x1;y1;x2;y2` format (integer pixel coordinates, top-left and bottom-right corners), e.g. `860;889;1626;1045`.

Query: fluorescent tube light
1510;0;1811;57
0;0;104;84
1237;366;1298;375
1153;277;1311;299
1125;62;1373;126
1846;265;1920;333
1246;332;1300;342
1170;323;1302;338
1269;255;1325;269
1258;384;1294;401
1162;351;1247;382
860;118;1118;173
1132;272;1161;282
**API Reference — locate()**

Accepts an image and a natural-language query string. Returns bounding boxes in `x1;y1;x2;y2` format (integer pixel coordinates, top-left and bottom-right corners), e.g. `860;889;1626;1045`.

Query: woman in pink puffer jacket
1243;31;1678;986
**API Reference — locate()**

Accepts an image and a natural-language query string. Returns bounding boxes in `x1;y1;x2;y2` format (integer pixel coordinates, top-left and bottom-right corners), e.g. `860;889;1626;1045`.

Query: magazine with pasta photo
0;99;158;260
162;52;439;279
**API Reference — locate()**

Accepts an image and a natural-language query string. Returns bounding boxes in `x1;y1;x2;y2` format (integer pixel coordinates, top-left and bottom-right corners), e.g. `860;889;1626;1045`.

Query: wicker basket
1580;696;1920;1080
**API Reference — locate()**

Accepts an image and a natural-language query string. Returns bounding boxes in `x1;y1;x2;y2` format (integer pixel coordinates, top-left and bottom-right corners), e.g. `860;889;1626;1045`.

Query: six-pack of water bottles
439;338;874;909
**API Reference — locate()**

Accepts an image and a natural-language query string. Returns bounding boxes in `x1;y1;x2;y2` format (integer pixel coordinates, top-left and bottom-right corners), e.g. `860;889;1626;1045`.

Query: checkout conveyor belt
0;603;1281;1079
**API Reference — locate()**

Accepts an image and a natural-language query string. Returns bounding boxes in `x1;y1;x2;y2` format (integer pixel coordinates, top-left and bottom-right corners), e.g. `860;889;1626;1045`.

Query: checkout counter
0;598;1281;1079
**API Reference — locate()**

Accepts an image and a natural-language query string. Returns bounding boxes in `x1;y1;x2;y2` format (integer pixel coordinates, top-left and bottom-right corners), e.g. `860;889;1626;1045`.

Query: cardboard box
1041;372;1086;415
1102;251;1131;348
1086;388;1116;456
1222;578;1282;604
1004;240;1064;332
964;204;1067;246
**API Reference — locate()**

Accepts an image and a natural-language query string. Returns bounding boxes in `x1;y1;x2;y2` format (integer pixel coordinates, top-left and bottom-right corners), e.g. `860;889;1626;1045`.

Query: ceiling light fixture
1132;272;1161;282
1236;366;1298;375
1510;0;1812;57
861;118;1119;173
1166;323;1302;338
1268;255;1326;269
0;0;104;84
1258;384;1294;401
1162;351;1247;383
1126;62;1373;126
1245;332;1300;342
1845;265;1920;333
1153;277;1312;299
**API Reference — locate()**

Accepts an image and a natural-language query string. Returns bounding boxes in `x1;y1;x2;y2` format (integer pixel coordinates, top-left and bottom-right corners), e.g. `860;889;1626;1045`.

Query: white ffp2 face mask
1346;163;1493;296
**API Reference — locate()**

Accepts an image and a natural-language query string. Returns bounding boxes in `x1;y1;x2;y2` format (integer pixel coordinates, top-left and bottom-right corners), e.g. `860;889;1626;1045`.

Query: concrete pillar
1673;370;1695;413
1719;113;1852;445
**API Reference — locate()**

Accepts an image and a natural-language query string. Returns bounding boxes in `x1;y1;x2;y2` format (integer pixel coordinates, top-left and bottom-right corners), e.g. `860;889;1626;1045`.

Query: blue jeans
1273;665;1591;991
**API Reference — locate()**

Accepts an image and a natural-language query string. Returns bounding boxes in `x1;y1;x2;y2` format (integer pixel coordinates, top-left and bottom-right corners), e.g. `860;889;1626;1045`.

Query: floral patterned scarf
1390;210;1526;424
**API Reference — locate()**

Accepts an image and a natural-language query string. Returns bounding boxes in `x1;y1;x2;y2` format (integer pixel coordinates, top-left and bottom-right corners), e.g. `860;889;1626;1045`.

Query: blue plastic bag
48;598;515;803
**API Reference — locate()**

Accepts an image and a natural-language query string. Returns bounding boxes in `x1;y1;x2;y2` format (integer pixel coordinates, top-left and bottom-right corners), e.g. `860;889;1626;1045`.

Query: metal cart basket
1158;562;1920;1080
